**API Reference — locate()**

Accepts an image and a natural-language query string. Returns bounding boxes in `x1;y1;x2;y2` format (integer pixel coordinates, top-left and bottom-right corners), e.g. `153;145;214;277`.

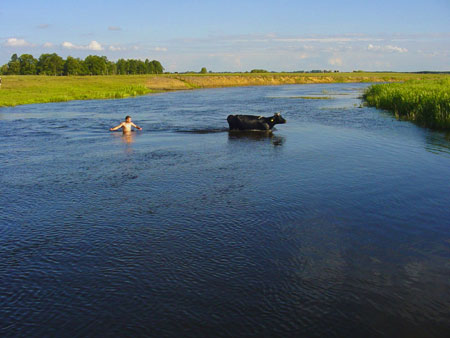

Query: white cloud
43;42;54;48
328;57;343;66
160;33;449;72
37;24;50;29
274;37;384;43
298;53;308;60
62;40;104;51
108;26;122;31
154;47;168;52
108;44;140;52
62;41;77;49
368;44;408;53
388;45;408;53
88;41;103;51
5;38;31;47
108;45;124;51
169;34;386;46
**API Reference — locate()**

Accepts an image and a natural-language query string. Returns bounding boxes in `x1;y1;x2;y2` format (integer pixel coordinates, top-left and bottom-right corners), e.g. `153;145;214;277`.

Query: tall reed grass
363;78;450;130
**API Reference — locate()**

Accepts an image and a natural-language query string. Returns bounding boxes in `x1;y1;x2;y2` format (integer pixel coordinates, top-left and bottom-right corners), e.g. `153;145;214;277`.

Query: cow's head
270;113;286;125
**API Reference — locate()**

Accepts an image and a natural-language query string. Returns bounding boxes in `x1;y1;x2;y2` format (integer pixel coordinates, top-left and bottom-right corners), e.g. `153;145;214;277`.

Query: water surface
1;83;449;337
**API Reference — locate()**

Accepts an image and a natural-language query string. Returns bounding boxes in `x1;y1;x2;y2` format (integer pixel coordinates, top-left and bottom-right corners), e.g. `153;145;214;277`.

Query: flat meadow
0;72;445;108
0;75;152;107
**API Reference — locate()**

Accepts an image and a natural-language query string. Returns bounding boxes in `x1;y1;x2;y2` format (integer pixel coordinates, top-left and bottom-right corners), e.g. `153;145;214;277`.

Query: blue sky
1;0;449;71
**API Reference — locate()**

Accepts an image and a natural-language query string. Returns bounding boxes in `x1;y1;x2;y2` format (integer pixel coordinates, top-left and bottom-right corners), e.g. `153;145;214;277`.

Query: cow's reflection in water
228;130;285;146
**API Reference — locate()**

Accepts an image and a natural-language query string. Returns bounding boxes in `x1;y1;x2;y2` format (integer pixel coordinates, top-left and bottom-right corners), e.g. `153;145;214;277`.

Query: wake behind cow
227;113;286;131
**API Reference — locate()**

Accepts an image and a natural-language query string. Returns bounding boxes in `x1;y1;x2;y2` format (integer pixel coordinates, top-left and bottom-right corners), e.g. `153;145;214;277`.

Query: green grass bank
0;76;153;107
0;72;447;108
363;77;450;130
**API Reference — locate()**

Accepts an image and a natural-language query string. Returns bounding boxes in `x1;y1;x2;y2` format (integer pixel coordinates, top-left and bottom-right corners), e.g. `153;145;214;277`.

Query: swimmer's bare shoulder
110;116;142;132
110;122;125;131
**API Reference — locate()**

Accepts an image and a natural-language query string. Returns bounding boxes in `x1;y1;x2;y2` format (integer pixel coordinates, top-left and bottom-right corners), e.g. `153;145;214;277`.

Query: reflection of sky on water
1;83;449;337
425;131;450;156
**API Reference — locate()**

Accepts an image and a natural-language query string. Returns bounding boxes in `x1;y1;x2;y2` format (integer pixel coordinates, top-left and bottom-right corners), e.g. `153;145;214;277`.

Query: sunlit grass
0;73;447;107
0;75;154;107
363;77;450;130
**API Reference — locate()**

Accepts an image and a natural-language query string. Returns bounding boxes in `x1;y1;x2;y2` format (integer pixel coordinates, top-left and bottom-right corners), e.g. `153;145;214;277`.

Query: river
1;83;449;337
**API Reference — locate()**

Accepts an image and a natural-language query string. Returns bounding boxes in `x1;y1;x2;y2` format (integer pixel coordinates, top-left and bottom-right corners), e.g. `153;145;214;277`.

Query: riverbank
0;72;446;107
363;78;450;130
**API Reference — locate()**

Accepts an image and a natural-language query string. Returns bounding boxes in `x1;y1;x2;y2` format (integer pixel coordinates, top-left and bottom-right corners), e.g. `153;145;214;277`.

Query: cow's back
227;114;268;130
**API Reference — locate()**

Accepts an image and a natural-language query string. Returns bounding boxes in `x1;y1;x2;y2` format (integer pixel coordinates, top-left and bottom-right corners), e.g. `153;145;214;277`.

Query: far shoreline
0;72;448;108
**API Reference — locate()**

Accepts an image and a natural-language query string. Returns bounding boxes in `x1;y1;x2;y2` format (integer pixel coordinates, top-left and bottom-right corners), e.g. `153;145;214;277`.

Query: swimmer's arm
131;122;142;130
110;122;124;131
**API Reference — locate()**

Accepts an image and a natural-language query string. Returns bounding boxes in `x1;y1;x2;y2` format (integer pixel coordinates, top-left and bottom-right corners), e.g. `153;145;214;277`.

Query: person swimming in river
110;116;142;132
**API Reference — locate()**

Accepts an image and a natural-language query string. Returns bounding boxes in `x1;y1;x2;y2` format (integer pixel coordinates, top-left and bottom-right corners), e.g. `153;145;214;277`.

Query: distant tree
0;64;9;75
136;60;146;74
116;59;128;75
64;56;83;75
84;55;107;75
200;67;207;74
250;69;268;73
7;54;21;75
127;59;137;74
1;53;165;77
19;54;38;75
150;60;164;74
107;61;117;75
37;53;64;75
145;59;154;74
79;60;89;75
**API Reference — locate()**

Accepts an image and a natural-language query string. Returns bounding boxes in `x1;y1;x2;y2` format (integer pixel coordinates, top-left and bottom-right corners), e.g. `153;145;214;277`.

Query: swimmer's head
125;115;131;122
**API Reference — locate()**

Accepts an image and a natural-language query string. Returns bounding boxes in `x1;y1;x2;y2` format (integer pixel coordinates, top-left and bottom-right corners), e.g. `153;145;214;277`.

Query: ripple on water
0;84;449;337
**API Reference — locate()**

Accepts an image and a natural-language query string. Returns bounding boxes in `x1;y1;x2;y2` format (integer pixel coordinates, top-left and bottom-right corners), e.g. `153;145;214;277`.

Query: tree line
0;53;164;76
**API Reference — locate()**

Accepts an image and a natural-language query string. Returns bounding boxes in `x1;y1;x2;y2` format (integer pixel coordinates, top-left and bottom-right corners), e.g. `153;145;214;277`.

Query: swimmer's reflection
228;130;285;146
121;131;135;144
112;131;139;149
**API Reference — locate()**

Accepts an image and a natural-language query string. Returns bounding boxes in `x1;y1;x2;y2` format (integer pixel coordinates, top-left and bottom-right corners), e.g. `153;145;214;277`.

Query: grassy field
0;72;447;107
0;76;153;107
363;77;450;130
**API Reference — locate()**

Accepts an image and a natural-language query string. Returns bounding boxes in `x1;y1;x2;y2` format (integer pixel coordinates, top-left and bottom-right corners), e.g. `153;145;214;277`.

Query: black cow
227;113;286;131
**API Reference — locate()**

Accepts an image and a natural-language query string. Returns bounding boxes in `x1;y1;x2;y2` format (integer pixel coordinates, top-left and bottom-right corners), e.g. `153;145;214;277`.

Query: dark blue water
1;83;449;337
